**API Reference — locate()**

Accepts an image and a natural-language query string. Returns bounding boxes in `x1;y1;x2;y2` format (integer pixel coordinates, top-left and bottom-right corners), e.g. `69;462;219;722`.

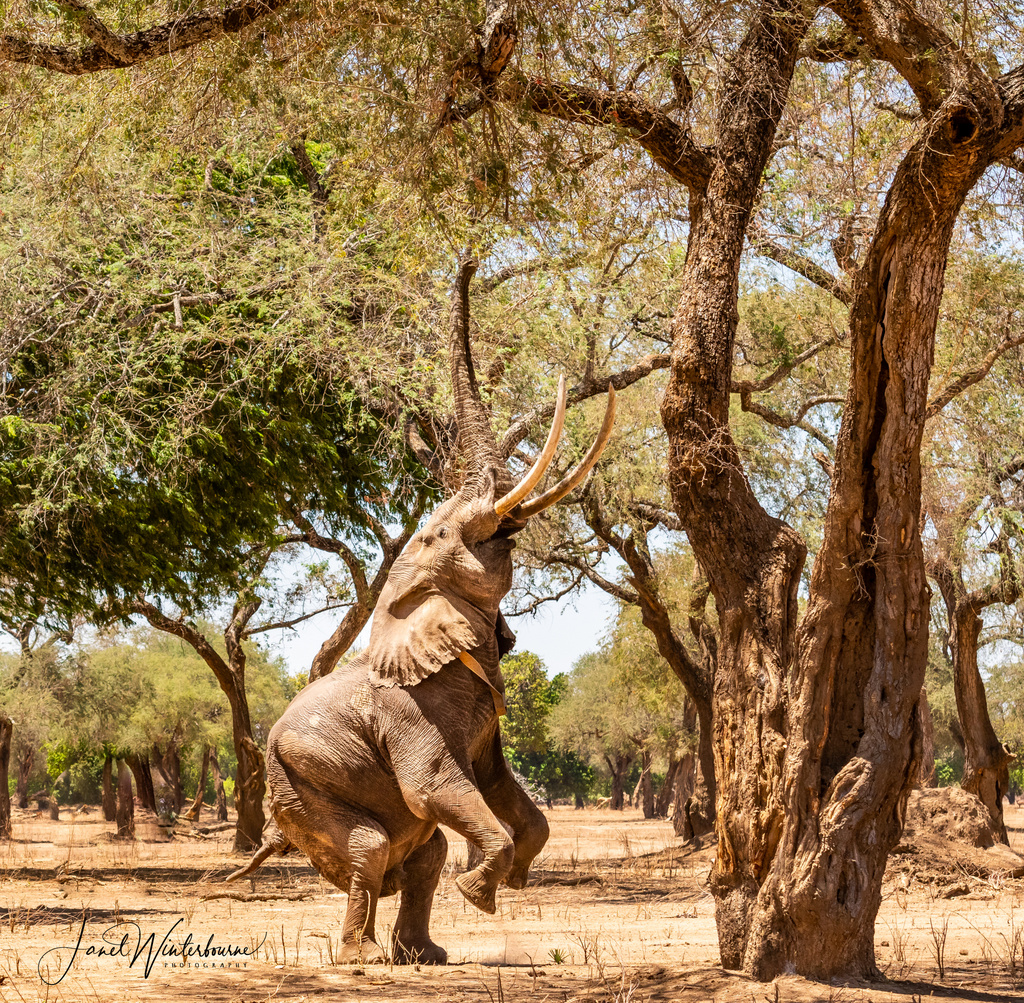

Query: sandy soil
2;803;1024;1002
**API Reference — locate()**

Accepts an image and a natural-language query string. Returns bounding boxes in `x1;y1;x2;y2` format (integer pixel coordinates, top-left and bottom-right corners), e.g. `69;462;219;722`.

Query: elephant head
366;257;615;690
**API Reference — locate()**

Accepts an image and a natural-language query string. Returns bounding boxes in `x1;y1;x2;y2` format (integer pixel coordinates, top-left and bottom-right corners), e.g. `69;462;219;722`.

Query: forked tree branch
502;74;713;194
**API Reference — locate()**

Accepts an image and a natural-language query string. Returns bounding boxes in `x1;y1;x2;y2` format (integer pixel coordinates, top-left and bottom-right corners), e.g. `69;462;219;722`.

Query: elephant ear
367;585;493;687
496;611;517;659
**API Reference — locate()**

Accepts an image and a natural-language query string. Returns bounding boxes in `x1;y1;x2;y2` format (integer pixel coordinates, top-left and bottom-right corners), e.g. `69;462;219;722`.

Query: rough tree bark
210;749;229;822
733;7;1019;974
115;760;135;839
657;0;1024;980
0;714;11;839
655;756;681;818
15;745;33;809
125;753;157;812
930;561;1014;840
606;753;632;810
638;749;655;819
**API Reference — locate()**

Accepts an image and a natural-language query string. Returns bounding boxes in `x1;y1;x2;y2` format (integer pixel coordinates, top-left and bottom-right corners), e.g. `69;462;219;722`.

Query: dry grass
1;804;1024;1001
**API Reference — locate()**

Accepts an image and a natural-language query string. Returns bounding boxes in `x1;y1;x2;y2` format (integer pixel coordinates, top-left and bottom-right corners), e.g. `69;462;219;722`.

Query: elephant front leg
392;827;448;964
477;732;550;890
392;741;513;915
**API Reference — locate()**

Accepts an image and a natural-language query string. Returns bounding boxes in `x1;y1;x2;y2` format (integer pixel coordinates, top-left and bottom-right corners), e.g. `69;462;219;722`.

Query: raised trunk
116;760;135;838
210;749;229;822
933;564;1011;839
183;746;212;822
101;754;116;821
0;714;12;839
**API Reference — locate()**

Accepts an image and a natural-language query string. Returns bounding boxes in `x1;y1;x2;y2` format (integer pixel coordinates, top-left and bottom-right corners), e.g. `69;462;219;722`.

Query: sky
264;578;619;680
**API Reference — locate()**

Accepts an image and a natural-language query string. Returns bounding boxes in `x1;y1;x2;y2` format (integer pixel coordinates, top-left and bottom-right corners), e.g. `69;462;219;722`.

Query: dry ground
2;803;1024;1002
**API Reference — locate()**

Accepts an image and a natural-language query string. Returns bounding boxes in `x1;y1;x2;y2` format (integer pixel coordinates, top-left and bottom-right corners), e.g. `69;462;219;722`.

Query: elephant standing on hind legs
228;257;616;964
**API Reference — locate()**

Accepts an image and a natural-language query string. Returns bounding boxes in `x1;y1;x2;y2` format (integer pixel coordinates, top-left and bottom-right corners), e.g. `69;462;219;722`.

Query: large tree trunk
660;1;809;968
638;749;655;819
0;714;12;839
125;754;157;811
134;601;266;851
932;563;1012;840
116;760;135;838
183;746;212;822
659;0;1004;979
738;104;1001;978
606;753;632;810
656;756;681;818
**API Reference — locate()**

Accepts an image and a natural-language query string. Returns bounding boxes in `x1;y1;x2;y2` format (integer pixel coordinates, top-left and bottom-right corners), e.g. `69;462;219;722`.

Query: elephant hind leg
272;782;391;963
393;827;448;965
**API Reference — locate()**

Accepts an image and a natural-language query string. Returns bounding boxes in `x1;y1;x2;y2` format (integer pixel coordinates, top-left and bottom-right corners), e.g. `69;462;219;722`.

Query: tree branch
244;601;355;637
499;352;670;455
748;229;852;305
502;74;713;194
124;279;292;328
0;0;293;75
506;569;589;617
732;334;840;394
926;330;1024;419
739;393;844;428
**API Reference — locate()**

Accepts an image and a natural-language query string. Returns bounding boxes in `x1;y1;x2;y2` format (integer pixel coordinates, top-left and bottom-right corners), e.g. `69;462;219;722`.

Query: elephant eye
437;526;448;539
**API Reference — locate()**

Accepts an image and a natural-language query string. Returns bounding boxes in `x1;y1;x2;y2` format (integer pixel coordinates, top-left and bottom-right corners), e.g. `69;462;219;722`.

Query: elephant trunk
450;255;510;491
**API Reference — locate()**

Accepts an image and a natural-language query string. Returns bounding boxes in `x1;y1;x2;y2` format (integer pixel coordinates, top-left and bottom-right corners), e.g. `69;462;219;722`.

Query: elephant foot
337;939;386;965
502;864;530;890
392;937;448;965
455;869;497;914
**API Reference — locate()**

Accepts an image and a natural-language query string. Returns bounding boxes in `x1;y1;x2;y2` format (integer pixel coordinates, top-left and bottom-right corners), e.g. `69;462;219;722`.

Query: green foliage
499;652;594;802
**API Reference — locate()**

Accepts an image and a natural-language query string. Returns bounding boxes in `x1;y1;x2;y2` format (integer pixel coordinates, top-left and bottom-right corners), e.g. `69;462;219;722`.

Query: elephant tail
224;820;292;882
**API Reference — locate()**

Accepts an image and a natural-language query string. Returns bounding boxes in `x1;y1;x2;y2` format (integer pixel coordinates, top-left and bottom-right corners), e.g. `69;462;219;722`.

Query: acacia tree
10;0;1024;981
442;0;1024;977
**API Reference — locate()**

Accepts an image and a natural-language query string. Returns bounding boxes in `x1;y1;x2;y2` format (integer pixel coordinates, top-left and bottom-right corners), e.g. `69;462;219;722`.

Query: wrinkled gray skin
229;262;551;964
236;470;547;964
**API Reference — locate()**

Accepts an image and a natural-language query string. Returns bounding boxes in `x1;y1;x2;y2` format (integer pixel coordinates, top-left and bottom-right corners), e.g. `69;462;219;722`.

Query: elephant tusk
494;374;567;517
517;384;617;519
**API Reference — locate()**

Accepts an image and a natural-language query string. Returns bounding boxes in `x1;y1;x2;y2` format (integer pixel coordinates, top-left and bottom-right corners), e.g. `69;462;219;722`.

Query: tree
498;652;593;804
9;0;1024;980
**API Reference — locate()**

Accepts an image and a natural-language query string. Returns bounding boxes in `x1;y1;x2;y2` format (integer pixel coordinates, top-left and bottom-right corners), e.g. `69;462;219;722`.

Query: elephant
228;258;616;965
